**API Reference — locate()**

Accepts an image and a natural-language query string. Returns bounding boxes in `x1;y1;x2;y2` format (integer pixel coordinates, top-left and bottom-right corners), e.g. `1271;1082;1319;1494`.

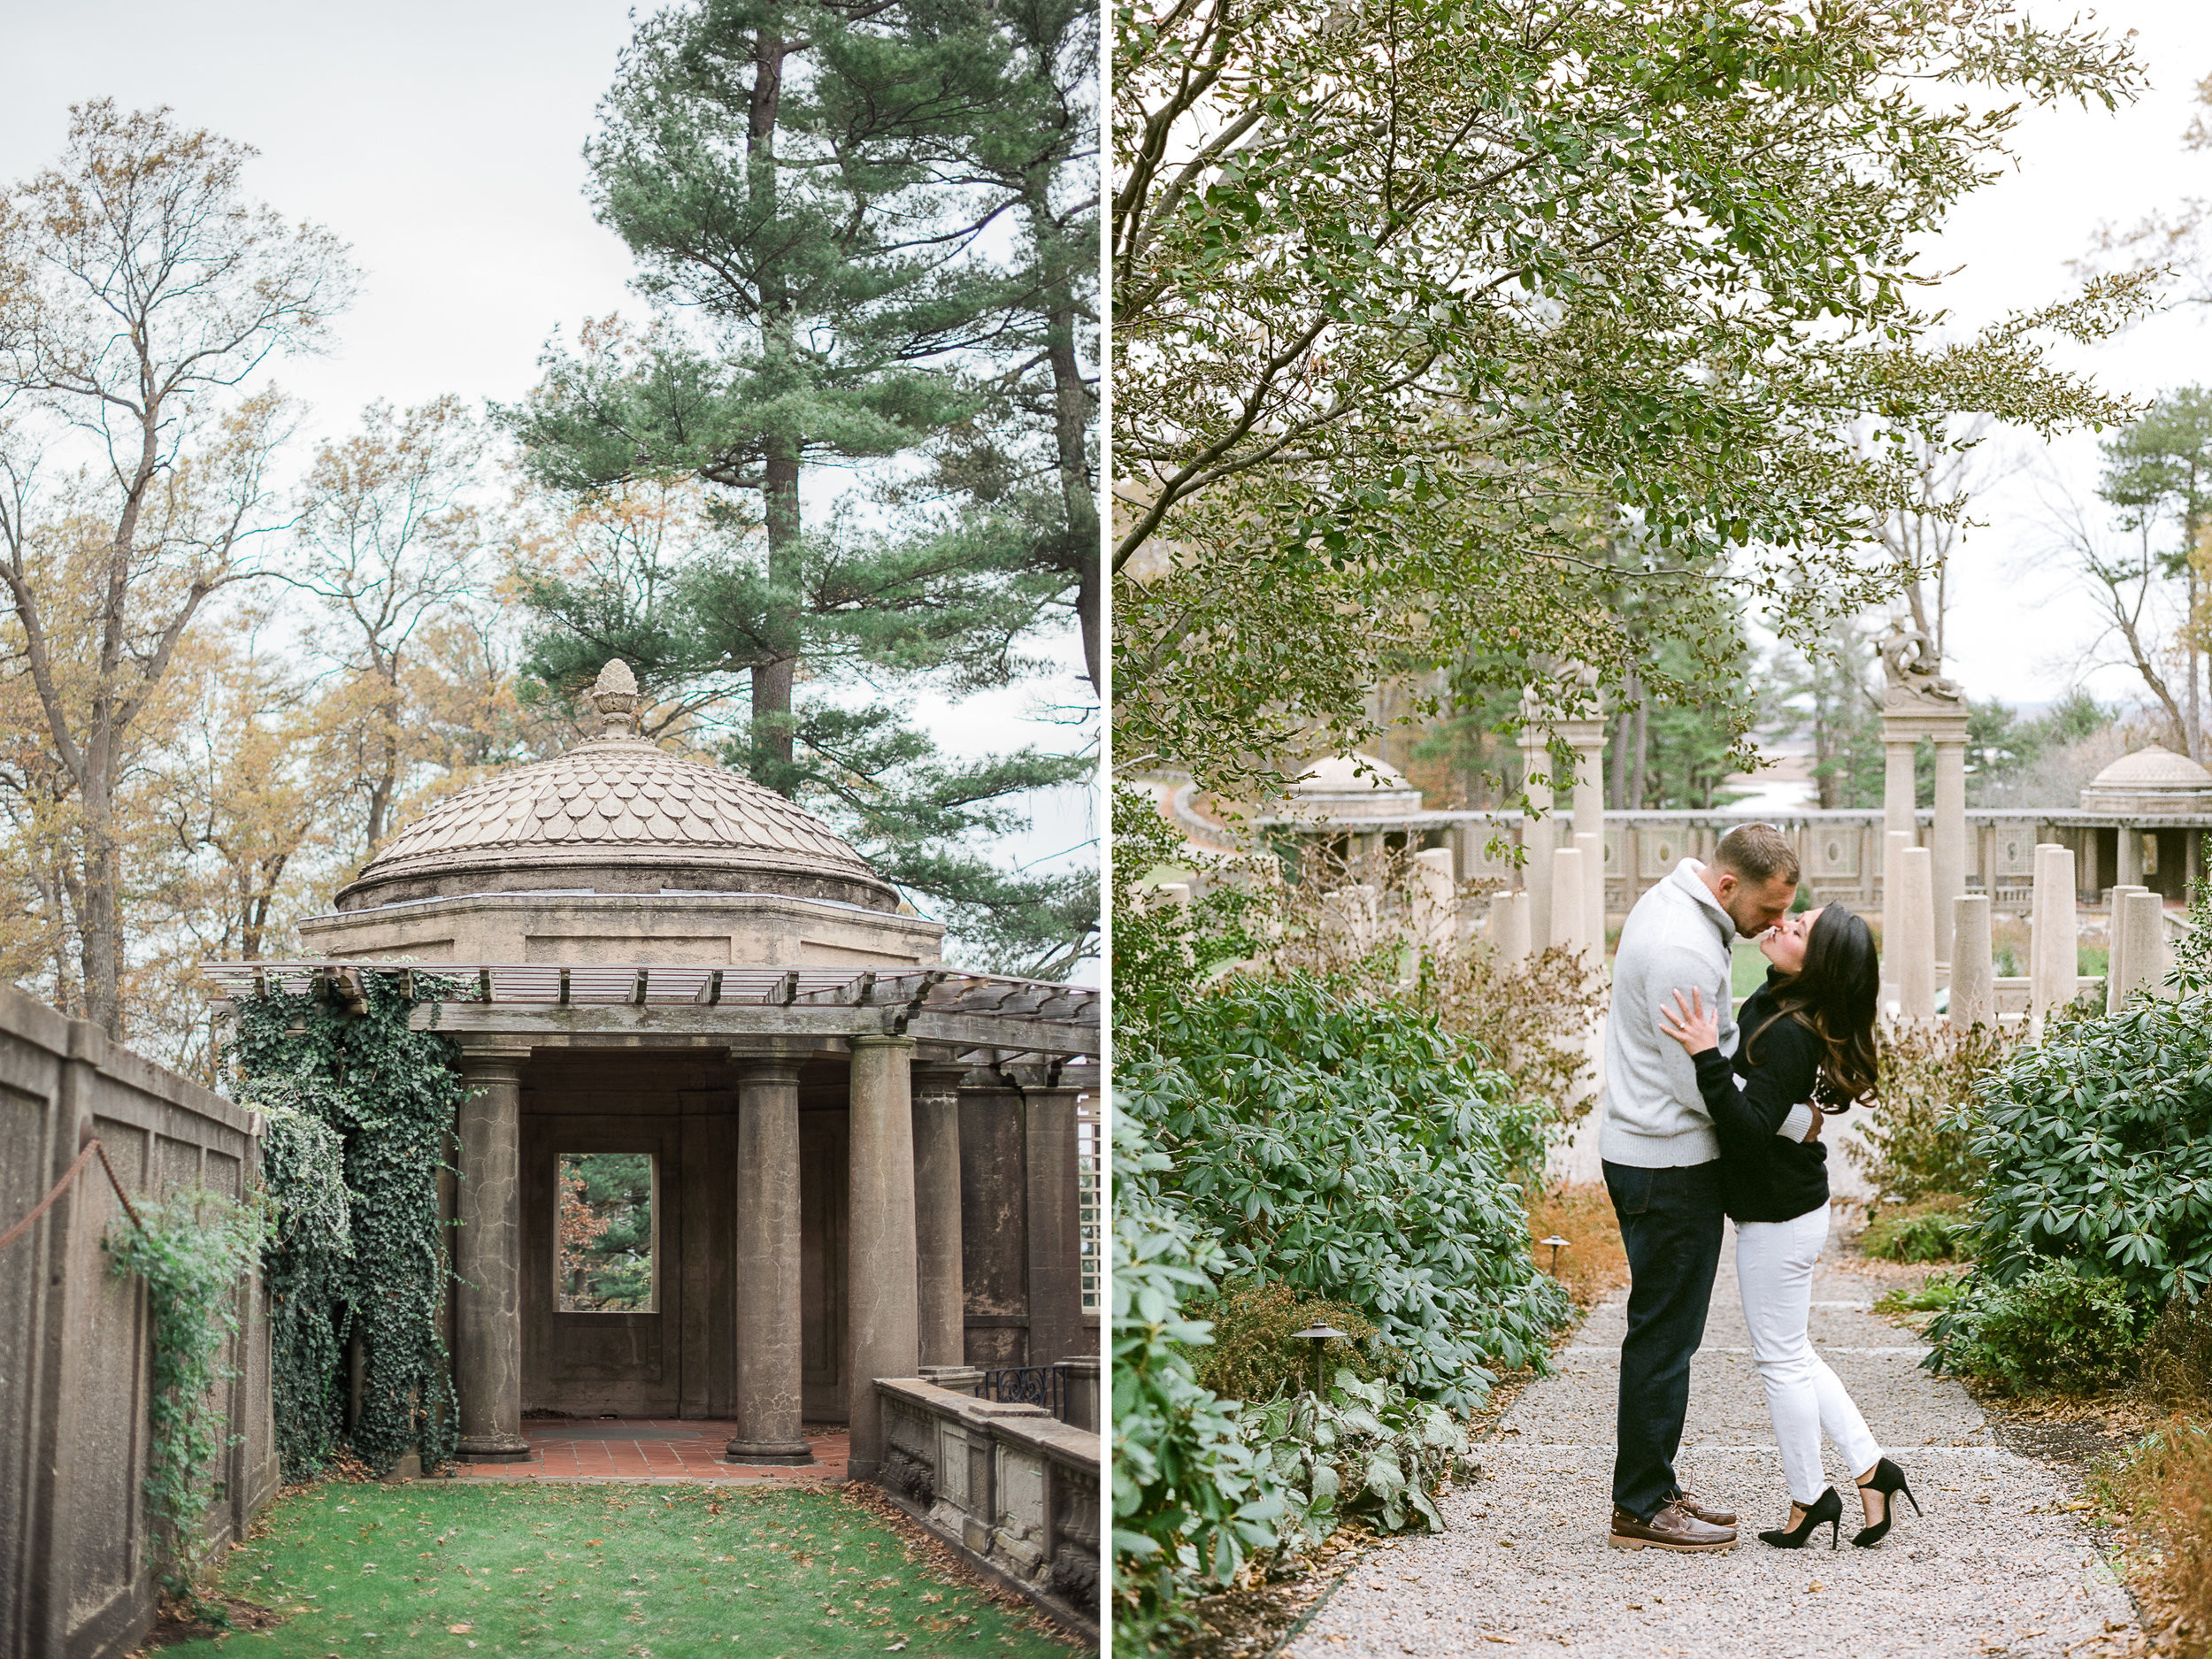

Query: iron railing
979;1363;1069;1421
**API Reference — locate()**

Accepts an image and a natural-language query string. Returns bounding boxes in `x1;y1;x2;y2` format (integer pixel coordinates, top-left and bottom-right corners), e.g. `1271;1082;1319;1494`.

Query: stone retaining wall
0;986;275;1659
872;1375;1101;1644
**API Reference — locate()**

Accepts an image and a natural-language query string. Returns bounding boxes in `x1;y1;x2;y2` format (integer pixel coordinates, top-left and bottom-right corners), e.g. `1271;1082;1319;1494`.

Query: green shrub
1119;972;1570;1409
1947;988;2212;1307
1110;1119;1284;1648
1239;1371;1467;1548
1873;1271;1967;1316
1849;1021;2011;1203
1863;1195;1970;1263
1938;1259;2145;1394
1186;1281;1379;1402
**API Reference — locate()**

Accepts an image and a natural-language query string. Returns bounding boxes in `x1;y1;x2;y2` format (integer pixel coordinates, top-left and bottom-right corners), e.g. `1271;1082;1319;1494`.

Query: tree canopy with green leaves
1113;0;2153;795
2098;386;2212;760
508;0;1098;977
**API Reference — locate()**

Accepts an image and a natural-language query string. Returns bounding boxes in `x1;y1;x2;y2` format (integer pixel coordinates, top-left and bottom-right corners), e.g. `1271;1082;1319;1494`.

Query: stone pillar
1895;846;1937;1018
1549;845;1586;955
2105;885;2149;1015
847;1033;919;1483
2116;890;2171;1006
1487;890;1531;963
1023;1081;1086;1369
1571;721;1606;950
2030;842;2078;1036
730;1059;810;1463
1950;895;1993;1029
1517;726;1556;950
1881;829;1911;1007
1413;847;1457;954
1574;831;1606;956
912;1064;968;1372
2117;825;2143;888
455;1051;529;1462
1880;657;1969;979
1062;1354;1102;1432
1883;740;1917;844
1931;736;1967;964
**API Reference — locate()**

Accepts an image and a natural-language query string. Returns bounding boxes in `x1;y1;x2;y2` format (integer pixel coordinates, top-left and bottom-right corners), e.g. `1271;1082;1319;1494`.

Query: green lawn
1731;939;1770;1002
174;1482;1070;1655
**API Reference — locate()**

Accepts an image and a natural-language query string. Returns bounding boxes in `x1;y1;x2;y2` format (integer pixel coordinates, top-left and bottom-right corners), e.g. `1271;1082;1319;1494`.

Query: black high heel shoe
1757;1486;1841;1549
1852;1457;1920;1548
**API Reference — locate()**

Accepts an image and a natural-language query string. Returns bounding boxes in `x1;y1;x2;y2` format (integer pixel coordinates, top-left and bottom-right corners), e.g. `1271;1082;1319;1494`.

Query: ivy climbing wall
0;982;279;1659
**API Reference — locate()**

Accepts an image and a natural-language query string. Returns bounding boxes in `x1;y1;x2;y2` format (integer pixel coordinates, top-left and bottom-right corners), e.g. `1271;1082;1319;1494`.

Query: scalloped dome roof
2088;745;2212;790
333;662;890;911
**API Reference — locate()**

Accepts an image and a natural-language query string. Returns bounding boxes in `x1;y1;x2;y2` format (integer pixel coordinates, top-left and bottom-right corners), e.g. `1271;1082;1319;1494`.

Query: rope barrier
0;1137;144;1254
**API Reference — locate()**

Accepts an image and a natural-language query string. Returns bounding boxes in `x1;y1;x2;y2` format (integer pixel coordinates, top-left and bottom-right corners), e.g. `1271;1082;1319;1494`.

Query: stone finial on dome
592;658;641;737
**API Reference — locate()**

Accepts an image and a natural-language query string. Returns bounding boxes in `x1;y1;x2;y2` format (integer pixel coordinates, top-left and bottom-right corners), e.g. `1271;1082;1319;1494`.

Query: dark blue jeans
1603;1158;1725;1520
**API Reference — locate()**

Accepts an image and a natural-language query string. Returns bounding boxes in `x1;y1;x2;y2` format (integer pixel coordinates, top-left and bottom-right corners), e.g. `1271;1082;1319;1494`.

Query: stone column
1931;736;1967;964
2030;842;2078;1037
2117;825;2143;887
1881;829;1911;1007
1880;669;1969;976
1413;847;1457;954
1487;891;1531;963
2105;885;2149;1015
847;1033;919;1483
1883;739;1917;844
1570;720;1607;950
455;1050;529;1462
2118;889;2172;1004
1549;845;1586;955
1023;1080;1087;1369
730;1059;810;1463
1574;831;1606;957
911;1064;968;1372
1950;895;1993;1029
1895;846;1937;1018
1517;726;1556;949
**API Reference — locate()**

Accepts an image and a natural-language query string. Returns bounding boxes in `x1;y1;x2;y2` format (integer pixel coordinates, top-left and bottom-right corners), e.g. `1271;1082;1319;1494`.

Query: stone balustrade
873;1374;1102;1643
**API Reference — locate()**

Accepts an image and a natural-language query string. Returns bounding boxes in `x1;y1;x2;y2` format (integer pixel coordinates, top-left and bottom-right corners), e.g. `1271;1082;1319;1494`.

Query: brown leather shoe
1609;1501;1737;1551
1673;1489;1737;1527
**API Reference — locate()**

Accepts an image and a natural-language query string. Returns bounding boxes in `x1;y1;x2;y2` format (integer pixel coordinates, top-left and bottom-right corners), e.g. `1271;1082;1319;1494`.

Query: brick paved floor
451;1420;849;1485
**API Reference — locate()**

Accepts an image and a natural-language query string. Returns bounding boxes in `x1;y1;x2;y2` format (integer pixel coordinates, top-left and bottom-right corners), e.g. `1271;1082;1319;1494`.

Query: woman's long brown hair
1746;902;1880;1112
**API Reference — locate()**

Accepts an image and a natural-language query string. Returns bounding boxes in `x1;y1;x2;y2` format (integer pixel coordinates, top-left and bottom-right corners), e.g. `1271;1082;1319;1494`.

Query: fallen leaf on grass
448;1626;472;1634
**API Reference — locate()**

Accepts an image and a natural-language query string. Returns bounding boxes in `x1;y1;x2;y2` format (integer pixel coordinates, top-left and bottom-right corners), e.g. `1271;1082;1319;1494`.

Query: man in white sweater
1601;824;1812;1552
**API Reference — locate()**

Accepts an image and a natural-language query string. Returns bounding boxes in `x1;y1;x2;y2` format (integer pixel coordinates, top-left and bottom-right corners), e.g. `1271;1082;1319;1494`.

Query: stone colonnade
452;1038;1050;1480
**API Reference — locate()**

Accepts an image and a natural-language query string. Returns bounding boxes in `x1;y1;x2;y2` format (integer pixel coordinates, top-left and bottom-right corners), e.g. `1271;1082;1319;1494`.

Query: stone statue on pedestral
1879;622;1964;706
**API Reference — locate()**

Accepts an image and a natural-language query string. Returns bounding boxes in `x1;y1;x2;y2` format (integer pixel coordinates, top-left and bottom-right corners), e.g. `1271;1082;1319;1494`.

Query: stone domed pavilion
204;662;1098;1502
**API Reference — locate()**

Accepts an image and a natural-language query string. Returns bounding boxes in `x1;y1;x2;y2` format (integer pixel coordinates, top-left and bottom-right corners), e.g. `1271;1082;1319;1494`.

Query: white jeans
1734;1205;1882;1504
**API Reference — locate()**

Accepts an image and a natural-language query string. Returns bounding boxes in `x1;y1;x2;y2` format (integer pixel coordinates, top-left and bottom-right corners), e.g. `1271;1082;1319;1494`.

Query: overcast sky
0;0;1099;977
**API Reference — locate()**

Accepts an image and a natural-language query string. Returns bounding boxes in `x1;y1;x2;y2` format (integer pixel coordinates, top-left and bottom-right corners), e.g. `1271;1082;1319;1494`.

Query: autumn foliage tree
0;101;354;1036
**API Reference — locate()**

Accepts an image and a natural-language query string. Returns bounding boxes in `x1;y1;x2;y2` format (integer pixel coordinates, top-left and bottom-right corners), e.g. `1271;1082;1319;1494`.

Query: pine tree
507;0;1097;976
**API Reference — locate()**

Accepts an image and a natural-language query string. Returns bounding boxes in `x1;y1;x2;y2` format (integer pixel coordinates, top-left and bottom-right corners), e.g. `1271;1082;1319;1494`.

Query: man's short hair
1713;822;1800;887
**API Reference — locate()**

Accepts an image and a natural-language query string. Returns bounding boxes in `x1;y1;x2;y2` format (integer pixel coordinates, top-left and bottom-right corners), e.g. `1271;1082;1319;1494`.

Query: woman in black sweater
1657;903;1916;1550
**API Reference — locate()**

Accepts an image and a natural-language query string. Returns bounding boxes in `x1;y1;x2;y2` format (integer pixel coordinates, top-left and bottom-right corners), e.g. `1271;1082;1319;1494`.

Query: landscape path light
1292;1322;1348;1398
1540;1235;1571;1278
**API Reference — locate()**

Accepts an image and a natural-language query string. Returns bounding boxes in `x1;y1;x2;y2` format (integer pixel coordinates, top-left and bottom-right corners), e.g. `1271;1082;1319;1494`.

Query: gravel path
1286;1221;2138;1658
